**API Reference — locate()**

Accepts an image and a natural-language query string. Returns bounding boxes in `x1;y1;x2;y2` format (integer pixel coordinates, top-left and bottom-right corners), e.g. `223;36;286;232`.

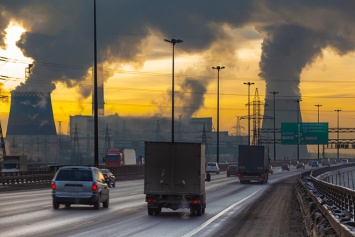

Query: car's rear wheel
103;195;109;208
112;181;116;187
53;200;59;209
94;198;100;210
65;203;71;208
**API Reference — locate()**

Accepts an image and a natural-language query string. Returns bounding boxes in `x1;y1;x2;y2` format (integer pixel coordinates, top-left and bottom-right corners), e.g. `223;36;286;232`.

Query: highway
0;167;306;237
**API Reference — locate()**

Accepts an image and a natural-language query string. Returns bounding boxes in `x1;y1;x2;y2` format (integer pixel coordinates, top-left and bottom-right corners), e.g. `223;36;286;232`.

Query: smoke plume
1;0;355;116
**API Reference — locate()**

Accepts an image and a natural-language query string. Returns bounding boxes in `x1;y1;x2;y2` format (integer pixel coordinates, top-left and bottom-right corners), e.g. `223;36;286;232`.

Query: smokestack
93;65;104;116
6;91;57;136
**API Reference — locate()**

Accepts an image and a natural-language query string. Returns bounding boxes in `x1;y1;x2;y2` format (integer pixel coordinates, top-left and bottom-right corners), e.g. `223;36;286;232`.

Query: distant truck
103;148;137;166
1;155;28;173
144;141;208;216
237;145;269;184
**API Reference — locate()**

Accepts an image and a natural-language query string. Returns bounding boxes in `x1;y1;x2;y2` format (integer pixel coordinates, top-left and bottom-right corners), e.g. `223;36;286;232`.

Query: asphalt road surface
0;167;309;237
219;175;307;237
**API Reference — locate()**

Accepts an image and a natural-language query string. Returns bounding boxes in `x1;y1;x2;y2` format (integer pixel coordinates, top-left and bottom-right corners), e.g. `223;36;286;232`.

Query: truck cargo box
144;142;205;195
144;142;207;216
238;145;269;184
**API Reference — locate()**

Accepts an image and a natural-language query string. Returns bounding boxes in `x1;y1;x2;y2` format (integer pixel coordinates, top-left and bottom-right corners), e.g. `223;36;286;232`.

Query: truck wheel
148;208;154;215
155;207;161;215
196;204;202;216
190;206;195;216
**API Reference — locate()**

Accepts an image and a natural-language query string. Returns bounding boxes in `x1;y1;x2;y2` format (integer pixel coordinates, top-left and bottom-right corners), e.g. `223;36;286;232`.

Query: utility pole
270;91;279;160
244;82;254;146
212;66;225;164
315;104;322;159
164;38;183;143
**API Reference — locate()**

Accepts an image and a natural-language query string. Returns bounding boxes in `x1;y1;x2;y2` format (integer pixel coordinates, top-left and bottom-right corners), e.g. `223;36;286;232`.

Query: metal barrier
0;171;55;187
0;165;145;189
298;164;355;236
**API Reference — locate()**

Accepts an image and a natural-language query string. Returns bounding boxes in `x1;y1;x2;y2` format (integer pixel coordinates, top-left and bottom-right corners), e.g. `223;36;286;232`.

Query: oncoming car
51;166;109;210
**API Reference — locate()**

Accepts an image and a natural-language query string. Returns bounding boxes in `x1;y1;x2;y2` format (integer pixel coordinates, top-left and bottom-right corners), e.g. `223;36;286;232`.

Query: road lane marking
182;189;262;237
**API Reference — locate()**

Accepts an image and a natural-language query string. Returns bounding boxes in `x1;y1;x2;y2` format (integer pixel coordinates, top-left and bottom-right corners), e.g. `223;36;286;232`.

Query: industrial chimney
6;91;57;136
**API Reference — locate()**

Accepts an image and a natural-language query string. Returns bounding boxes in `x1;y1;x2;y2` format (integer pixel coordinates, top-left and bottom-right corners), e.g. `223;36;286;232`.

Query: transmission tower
122;120;126;141
0;121;6;157
177;115;183;141
71;123;82;165
113;121;120;147
250;88;272;145
155;120;162;141
201;123;211;162
58;121;63;161
103;123;111;153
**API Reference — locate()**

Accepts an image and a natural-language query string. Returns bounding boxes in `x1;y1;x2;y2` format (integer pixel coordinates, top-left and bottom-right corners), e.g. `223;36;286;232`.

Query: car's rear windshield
55;169;93;181
207;163;216;166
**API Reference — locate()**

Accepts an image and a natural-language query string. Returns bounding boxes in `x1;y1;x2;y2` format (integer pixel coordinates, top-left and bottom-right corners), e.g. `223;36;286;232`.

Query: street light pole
296;99;302;161
270;91;279;160
93;0;99;167
164;38;183;143
244;82;254;146
212;66;225;164
335;109;342;160
315;104;322;160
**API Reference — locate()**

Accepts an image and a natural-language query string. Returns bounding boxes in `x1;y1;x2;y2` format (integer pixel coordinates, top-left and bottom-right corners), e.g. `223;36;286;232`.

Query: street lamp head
164;38;183;44
243;82;255;86
212;66;225;70
270;91;279;95
315;104;322;107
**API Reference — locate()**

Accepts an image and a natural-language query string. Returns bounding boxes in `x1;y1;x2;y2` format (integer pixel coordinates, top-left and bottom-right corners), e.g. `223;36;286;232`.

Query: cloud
1;0;355;112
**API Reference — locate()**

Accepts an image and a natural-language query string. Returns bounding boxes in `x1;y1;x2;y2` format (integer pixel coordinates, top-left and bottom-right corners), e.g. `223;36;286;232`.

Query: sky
1;0;355;142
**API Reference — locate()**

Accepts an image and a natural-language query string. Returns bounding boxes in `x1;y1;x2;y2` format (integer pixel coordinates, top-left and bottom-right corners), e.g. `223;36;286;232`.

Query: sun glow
0;22;32;90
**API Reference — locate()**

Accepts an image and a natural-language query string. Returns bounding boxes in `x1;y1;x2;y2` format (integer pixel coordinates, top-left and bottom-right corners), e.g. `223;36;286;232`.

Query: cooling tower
261;97;308;160
6;91;57;136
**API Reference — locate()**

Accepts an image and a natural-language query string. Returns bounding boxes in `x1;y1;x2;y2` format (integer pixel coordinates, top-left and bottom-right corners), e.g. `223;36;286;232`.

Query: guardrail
0;165;145;190
298;164;355;236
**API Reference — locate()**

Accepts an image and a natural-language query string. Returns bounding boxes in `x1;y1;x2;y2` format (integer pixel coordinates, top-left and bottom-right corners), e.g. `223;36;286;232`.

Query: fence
0;165;145;189
298;164;355;236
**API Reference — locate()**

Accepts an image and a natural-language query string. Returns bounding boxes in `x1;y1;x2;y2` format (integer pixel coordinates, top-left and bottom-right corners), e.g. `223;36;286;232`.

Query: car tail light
51;181;56;190
146;199;156;203
92;182;98;191
103;174;108;179
238;173;242;177
260;173;265;178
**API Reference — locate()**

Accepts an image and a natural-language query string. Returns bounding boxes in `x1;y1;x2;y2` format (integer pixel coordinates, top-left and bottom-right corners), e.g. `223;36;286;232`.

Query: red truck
103;148;136;166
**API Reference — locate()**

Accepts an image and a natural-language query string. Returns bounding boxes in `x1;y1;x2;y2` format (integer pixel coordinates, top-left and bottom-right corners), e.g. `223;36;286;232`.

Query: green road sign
281;122;328;145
